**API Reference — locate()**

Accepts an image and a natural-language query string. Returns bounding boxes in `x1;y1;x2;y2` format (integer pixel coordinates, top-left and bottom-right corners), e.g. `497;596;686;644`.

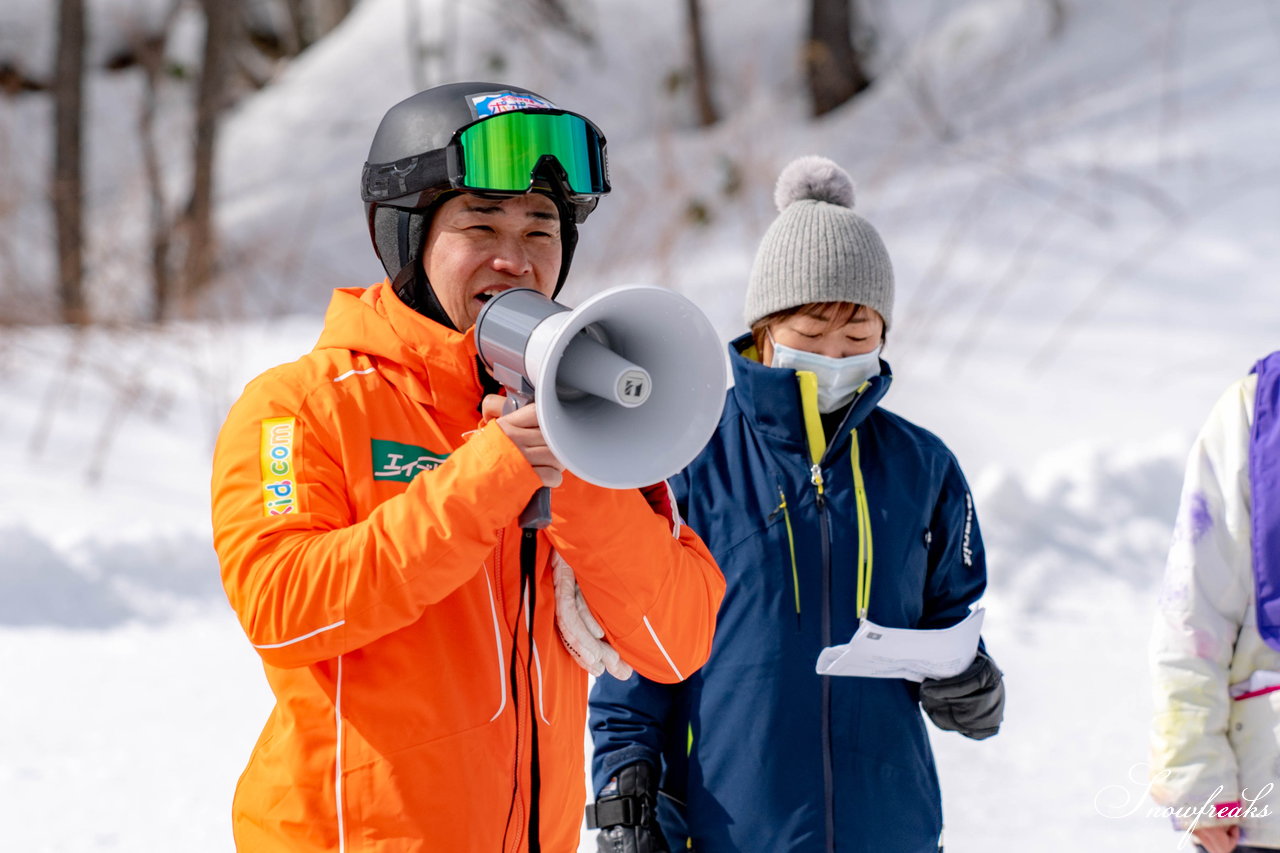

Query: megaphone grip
499;393;552;529
520;487;552;530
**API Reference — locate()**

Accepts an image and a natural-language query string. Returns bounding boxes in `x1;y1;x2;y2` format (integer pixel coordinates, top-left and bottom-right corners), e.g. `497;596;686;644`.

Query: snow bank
977;434;1188;615
0;523;131;628
0;521;225;629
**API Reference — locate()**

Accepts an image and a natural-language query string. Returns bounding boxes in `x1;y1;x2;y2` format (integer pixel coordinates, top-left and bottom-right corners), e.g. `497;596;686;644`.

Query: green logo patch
371;439;449;482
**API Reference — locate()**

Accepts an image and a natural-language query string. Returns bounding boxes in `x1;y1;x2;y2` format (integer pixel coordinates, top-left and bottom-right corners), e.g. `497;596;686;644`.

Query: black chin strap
390;241;458;331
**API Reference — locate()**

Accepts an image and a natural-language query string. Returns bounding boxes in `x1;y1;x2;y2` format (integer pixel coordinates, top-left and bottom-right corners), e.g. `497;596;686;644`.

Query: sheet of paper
814;608;985;682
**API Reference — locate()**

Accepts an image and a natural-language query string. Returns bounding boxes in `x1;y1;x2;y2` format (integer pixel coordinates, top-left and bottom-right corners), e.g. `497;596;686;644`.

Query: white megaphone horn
474;285;727;529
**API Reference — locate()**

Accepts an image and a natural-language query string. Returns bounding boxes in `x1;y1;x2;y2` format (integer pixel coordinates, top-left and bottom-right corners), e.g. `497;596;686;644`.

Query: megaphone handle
499;389;552;529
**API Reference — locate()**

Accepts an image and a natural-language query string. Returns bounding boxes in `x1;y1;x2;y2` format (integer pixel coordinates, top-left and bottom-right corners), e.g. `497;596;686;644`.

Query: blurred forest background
3;0;904;324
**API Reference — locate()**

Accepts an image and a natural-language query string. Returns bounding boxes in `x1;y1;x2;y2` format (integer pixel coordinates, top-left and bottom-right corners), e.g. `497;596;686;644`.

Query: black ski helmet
360;81;610;329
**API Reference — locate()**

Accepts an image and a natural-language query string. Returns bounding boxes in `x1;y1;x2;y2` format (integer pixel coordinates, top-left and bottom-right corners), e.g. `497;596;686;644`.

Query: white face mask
768;335;882;413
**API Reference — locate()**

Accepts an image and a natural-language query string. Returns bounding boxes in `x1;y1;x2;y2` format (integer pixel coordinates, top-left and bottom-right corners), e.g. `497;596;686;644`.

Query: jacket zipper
806;395;846;853
813;464;835;853
770;484;801;624
803;375;873;853
799;417;835;853
850;430;874;621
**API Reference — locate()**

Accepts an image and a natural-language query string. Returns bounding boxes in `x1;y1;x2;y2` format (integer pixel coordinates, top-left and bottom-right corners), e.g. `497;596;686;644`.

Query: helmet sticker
469;91;558;118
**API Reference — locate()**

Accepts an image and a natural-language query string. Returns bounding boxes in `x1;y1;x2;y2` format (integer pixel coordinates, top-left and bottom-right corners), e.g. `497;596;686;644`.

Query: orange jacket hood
315;281;482;410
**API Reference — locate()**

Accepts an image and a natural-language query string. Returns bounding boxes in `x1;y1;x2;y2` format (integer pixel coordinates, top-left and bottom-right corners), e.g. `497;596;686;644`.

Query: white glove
552;551;634;680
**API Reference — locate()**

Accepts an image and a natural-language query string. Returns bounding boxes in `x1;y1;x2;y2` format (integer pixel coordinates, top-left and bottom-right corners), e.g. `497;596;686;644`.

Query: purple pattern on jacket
1250;351;1280;652
1188;491;1213;544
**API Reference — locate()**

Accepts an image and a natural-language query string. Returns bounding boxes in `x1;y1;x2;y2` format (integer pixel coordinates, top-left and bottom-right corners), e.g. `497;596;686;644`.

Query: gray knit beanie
745;155;894;330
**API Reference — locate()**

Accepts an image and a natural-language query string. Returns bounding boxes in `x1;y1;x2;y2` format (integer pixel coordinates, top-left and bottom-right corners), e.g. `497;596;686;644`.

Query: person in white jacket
1151;358;1280;853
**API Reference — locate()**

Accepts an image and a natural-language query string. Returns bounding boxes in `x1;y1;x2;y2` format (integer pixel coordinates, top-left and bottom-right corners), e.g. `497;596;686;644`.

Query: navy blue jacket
589;336;988;853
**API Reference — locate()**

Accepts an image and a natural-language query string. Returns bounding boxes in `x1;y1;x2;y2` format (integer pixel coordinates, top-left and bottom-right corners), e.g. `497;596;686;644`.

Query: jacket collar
315;280;485;413
727;332;892;461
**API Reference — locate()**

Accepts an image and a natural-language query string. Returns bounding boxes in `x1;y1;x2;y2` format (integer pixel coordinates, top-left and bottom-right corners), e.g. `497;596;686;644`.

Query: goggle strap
361;148;448;204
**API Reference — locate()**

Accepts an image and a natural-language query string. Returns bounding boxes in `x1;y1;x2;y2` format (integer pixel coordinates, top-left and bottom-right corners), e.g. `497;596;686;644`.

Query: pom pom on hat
745;155;894;330
773;155;856;212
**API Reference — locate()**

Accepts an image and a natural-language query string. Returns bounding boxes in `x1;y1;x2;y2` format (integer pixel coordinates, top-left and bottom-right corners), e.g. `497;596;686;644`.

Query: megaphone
475;285;727;528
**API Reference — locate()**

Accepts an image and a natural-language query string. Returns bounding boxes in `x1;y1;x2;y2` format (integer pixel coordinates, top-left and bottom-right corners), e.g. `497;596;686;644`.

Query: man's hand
482;395;564;488
1192;824;1239;853
553;552;634;680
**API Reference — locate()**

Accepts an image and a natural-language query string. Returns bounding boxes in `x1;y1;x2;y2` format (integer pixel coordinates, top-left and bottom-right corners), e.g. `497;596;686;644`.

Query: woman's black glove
586;761;670;853
919;648;1005;740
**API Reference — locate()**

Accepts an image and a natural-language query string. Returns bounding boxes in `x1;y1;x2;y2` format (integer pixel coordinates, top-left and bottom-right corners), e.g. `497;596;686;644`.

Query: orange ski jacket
210;281;725;852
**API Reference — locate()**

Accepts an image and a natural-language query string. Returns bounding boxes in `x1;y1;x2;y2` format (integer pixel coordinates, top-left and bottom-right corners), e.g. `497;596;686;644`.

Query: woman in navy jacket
586;156;1004;853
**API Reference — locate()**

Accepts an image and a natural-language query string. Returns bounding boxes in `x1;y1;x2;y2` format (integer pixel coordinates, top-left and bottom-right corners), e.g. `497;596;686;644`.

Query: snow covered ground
3;0;1280;849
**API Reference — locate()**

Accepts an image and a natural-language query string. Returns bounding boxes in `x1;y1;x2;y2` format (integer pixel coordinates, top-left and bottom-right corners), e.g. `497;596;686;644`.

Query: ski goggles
447;109;610;200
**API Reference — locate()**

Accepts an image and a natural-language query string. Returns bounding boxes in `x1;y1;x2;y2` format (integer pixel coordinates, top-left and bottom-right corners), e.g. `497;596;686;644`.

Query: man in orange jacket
210;81;725;852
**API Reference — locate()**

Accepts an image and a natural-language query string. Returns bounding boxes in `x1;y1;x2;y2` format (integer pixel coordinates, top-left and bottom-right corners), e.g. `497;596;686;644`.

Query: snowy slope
3;0;1280;849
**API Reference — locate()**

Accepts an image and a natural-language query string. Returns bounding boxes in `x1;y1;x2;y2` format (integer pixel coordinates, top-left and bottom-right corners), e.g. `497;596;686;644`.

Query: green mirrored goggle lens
456;112;607;196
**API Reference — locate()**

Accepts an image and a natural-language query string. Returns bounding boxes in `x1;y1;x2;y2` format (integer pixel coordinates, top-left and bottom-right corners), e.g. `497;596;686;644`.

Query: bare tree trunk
524;0;593;44
1046;0;1067;38
245;0;358;63
805;0;871;117
283;0;311;53
685;0;718;127
182;0;241;308
53;0;87;325
314;0;356;36
405;0;427;91
530;0;573;33
137;5;182;322
140;39;171;322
